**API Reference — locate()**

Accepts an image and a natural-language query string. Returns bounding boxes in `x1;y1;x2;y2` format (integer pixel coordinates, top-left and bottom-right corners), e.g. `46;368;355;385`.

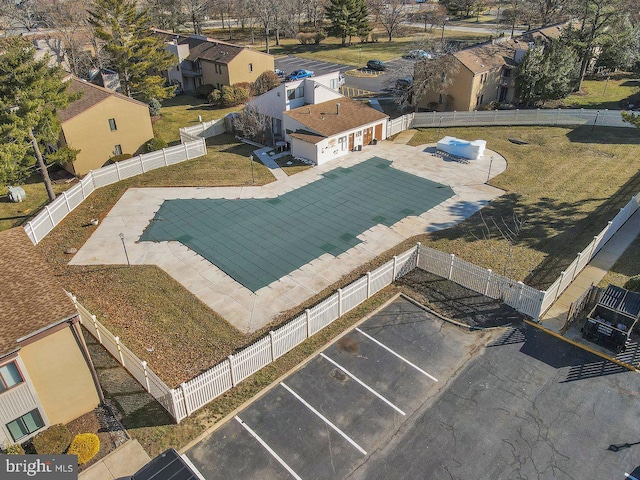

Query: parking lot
274;55;416;93
185;296;640;479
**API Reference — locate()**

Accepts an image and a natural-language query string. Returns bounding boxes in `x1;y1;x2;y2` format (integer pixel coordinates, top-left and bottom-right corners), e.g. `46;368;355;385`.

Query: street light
249;154;255;185
487;156;494;183
441;17;449;45
119;233;131;267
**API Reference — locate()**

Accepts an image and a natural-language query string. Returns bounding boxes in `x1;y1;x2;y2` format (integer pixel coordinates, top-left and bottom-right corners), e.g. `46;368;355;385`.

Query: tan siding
19;328;99;425
201;60;230;88
61;96;154;176
227;49;275;85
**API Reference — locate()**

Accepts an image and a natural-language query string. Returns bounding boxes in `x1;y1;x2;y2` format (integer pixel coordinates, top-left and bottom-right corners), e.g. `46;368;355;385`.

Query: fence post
44;205;54;226
228;354;236;387
162;148;168;166
80;178;86;199
556;109;560;125
115;161;122;181
415;242;421;268
484;269;492;296
392;255;398;279
91;314;102;344
555;272;566;300
305;309;311;338
141;361;151;392
493;109;498;124
515;109;519;123
90;171;96;189
184;142;190;160
269;331;276;361
453;110;457;126
202;123;206;135
181;383;192;416
516;281;524;310
574;252;583;280
366;272;372;297
114;336;125;365
25;222;38;244
603;109;608;125
139;155;145;173
448;254;455;280
62;191;71;212
589;236;598;260
338;288;344;317
536;109;540;122
473;110;477;123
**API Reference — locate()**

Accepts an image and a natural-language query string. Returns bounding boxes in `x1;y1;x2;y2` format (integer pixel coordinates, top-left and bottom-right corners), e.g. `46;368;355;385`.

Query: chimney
336;103;340;115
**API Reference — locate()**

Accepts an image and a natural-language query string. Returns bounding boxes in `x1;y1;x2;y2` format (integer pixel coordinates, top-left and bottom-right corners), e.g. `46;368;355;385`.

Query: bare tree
1;0;46;33
371;0;408;41
415;4;448;32
233;106;271;143
474;210;527;279
250;0;277;52
182;0;213;35
146;0;187;31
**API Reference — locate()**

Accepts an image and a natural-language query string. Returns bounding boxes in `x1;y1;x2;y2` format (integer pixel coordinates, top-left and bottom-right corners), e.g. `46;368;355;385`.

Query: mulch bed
396;269;527;329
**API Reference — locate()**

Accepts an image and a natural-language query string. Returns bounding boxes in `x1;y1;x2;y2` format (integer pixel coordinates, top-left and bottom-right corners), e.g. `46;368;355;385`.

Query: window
0;362;23;393
476;94;484;107
7;410;44;441
338;136;346;143
296;85;304;97
114;144;123;156
248;63;253;72
215;63;222;74
108;118;117;131
503;68;512;78
287;88;296;100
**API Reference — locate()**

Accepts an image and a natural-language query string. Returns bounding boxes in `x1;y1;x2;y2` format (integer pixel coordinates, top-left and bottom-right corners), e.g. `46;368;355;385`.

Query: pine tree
0;38;78;201
325;0;371;46
88;0;176;102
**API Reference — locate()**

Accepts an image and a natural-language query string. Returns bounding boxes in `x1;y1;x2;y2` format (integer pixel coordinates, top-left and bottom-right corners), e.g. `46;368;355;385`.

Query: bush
254;71;281;96
208;88;222;105
210;85;249;108
148;98;162;116
2;442;25;455
195;84;215;99
234;81;254;96
145;137;168;152
108;153;133;162
33;424;72;455
624;275;640;293
68;434;100;465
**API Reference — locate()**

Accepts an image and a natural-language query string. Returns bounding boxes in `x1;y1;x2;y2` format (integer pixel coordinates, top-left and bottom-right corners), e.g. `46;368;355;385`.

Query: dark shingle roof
186;41;245;64
0;228;77;356
58;77;148;124
284;97;388;138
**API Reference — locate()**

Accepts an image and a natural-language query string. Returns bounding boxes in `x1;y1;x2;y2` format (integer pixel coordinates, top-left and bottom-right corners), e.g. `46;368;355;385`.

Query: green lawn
273;154;313;175
549;73;640;110
153;95;242;145
405;125;640;289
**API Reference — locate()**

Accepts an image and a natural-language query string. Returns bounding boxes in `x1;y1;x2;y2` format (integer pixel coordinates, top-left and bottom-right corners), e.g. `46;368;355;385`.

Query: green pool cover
140;157;454;292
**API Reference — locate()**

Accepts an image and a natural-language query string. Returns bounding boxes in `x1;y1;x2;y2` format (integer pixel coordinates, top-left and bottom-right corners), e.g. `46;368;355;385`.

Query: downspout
69;317;105;404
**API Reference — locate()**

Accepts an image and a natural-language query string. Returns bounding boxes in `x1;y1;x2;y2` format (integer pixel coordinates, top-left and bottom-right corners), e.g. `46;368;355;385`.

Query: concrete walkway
253;146;288;181
392;129;417;144
541;208;640;333
79;439;150;480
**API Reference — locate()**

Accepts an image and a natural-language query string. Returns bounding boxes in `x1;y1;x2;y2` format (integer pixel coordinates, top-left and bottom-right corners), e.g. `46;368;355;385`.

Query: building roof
0;228;77;356
186;40;245;64
289;130;325;144
454;38;529;74
284;97;388;138
521;22;567;43
57;77;149;124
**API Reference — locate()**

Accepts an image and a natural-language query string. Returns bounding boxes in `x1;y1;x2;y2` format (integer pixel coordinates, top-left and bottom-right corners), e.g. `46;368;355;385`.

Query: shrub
33;424;72;455
2;442;25;455
108;153;133;162
148;98;162;116
145;137;168;152
254;71;281;95
234;81;254;96
195;84;215;99
68;434;100;465
314;30;326;44
208;88;222;105
210;85;249;108
296;32;315;45
624;275;640;293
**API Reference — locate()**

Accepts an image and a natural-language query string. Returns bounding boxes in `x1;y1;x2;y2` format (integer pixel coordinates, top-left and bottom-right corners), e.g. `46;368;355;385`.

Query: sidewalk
540;208;640;333
79;439;150;480
253;146;289;181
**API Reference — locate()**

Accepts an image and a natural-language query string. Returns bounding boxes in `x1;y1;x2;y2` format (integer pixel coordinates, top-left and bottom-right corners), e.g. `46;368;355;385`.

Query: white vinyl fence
179;118;227;143
24;138;207;245
540;192;640;314
387;109;631;136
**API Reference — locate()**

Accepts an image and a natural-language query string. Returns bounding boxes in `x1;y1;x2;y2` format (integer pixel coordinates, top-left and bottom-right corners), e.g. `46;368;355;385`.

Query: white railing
68;293;182;422
539;192;640;315
409;108;631;129
179;118;226;143
23;138;207;245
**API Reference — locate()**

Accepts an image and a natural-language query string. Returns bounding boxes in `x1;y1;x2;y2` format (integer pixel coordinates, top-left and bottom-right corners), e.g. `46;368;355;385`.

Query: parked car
285;69;314;81
404;50;433;60
275;68;286;78
395;77;413;90
366;60;387;71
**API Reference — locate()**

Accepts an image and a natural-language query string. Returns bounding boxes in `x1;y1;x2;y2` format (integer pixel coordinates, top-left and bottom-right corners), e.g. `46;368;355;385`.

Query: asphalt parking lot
274;55;415;93
186;296;640;479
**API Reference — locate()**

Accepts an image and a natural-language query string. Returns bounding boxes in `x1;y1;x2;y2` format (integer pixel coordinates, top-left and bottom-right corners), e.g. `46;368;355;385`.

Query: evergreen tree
88;0;176;102
0;38;78;201
325;0;371;46
515;41;578;107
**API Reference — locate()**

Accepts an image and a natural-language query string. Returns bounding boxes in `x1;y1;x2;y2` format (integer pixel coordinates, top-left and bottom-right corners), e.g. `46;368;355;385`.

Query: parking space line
280;382;367;455
319;353;406;416
235;416;302;480
355;328;438;382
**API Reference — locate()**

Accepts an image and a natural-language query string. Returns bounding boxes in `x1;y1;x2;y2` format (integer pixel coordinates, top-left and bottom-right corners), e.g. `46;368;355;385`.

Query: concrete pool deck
70;141;506;333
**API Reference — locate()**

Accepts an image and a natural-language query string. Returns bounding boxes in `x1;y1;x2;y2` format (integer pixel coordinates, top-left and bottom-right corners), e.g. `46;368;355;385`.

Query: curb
524;319;640;372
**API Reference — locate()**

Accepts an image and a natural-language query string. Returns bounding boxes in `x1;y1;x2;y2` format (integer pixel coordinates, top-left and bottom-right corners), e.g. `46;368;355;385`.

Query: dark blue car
285;69;314;81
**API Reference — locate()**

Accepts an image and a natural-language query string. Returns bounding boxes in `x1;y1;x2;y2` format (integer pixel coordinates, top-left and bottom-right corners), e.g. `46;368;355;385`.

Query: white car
405;50;433;60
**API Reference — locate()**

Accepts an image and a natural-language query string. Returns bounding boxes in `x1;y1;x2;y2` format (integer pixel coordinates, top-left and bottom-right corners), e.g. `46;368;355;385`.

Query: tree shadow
566;126;640;145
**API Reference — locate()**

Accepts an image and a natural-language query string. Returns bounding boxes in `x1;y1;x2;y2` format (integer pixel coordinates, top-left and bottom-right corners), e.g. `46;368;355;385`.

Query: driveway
184;296;640;480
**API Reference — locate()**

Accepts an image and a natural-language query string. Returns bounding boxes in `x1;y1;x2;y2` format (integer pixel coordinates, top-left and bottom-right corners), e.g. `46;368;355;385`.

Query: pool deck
70;141;506;333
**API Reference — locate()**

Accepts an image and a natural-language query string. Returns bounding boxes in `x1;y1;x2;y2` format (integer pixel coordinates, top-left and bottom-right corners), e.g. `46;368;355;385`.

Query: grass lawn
153;95;242;145
599;235;640;288
549;73;640;110
273;154;313;175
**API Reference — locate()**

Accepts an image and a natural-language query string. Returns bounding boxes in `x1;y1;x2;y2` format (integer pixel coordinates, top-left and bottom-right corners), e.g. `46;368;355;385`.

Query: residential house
283;96;389;165
418;23;566;112
0;228;102;446
249;72;344;142
158;31;274;93
58;77;154;176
